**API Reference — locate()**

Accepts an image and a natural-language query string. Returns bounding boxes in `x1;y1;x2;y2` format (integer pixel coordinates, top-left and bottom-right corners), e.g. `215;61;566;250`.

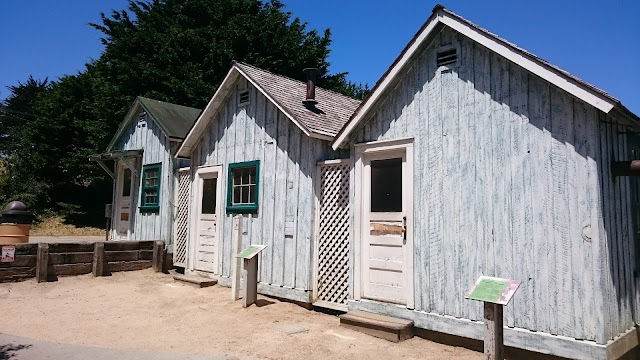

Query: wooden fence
0;241;167;283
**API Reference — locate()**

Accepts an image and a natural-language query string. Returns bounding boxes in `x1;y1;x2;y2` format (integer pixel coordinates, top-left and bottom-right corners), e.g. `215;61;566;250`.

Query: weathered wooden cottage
175;62;360;302
91;96;200;252
330;5;640;360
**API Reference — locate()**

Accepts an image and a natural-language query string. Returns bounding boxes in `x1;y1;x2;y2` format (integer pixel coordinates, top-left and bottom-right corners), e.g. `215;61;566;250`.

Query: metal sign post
465;276;520;360
236;244;267;308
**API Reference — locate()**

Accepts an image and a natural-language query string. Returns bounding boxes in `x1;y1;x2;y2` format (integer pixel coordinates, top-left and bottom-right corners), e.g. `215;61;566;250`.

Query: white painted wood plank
202;110;211;166
550;86;573;337
617;123;633;336
622;128;637;336
564;95;583;340
490;52;512;325
426;42;444;314
295;137;314;290
573;99;595;340
208;107;217;165
608;122;623;339
441;55;459;318
597;116;614;343
223;96;237;277
271;110;289;285
381;96;394;140
253;86;266;283
215;105;228;275
528;74;551;333
590;111;607;345
413;51;428;312
456;38;475;320
472;42;491;321
241;84;255;260
261;100;277;284
508;63;529;329
284;125;301;288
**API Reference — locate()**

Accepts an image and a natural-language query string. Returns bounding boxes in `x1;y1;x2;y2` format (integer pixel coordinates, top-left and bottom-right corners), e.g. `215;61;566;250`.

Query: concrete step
173;274;217;288
339;310;414;343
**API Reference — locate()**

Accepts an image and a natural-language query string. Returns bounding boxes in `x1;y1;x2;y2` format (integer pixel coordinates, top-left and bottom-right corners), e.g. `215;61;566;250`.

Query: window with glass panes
140;163;161;212
226;160;259;213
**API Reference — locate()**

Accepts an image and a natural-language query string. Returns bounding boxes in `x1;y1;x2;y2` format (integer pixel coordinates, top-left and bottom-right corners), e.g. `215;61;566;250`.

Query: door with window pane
362;151;410;304
116;164;134;240
195;168;220;272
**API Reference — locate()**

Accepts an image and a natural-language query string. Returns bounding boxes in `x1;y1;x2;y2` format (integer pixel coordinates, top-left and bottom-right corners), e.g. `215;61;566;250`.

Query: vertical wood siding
347;27;636;344
115;112;175;244
191;78;341;291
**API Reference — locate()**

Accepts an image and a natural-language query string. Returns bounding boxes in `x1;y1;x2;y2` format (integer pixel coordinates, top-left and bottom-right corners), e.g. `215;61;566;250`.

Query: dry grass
30;216;103;236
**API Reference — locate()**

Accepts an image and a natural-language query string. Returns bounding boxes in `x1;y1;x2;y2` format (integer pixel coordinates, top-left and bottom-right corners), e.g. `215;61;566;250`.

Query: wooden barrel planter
0;224;30;244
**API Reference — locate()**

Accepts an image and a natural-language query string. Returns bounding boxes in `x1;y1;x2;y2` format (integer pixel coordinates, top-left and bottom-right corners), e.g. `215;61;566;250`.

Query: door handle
402;216;407;243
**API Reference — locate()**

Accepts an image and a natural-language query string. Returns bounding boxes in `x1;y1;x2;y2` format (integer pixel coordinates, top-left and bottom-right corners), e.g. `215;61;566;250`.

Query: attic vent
437;48;457;67
238;90;250;106
137;111;147;128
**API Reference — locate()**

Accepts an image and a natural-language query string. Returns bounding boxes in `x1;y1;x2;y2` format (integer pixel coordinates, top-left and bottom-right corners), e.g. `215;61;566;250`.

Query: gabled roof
177;62;360;157
332;5;640;149
106;96;201;151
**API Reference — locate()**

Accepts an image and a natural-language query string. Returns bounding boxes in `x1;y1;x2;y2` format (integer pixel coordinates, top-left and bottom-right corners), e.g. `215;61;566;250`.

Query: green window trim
140;163;161;213
226;160;260;214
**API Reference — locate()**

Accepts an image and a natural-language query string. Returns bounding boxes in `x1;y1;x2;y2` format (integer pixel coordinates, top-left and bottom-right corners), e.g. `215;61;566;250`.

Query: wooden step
173;274;217;288
339;310;414;343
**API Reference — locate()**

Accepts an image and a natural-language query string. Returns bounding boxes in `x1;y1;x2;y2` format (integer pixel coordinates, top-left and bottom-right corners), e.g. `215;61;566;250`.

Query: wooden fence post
92;242;106;277
152;241;164;272
36;243;49;283
231;215;243;300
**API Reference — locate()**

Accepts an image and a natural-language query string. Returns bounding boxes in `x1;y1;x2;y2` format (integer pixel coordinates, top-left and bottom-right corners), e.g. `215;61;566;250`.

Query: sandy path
0;270;481;359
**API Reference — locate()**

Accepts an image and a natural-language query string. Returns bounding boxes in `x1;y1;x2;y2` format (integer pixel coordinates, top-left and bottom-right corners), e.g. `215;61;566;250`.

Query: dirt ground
0;270;481;359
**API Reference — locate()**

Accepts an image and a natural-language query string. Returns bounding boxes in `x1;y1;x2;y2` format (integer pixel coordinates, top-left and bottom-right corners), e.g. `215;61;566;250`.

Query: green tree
89;0;367;108
0;76;50;157
0;72;111;213
0;0;368;219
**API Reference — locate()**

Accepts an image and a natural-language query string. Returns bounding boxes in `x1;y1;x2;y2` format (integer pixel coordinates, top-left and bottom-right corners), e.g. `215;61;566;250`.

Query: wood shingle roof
234;62;361;138
178;62;361;157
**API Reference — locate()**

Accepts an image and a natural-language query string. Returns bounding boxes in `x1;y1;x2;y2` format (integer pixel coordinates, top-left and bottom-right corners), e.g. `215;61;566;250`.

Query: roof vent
238;90;250;106
137;111;147;128
303;68;319;106
436;48;457;67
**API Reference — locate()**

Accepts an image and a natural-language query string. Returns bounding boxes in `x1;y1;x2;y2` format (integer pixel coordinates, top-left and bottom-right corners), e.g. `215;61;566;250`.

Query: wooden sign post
465;276;520;360
236;244;266;308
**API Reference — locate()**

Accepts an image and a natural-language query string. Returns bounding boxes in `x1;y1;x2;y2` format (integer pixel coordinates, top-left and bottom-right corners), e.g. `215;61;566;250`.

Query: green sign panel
465;276;520;305
236;244;266;259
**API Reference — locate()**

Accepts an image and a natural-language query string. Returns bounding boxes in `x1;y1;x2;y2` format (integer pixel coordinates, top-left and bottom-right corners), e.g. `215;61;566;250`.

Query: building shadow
0;343;32;360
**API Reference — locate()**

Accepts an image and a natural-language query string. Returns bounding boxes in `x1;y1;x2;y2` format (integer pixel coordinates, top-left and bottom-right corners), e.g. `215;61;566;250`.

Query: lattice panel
317;162;350;305
173;169;190;267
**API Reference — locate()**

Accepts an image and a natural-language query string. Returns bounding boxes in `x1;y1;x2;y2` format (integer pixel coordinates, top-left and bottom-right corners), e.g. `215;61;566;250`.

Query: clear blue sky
1;1;638;114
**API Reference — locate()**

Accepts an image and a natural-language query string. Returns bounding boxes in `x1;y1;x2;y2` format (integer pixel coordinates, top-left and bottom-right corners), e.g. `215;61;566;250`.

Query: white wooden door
195;168;221;272
116;165;134;240
361;147;413;305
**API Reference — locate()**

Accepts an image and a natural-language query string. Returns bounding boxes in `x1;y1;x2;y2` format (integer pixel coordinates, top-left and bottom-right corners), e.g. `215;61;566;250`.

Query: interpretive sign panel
465;276;520;305
236;244;266;259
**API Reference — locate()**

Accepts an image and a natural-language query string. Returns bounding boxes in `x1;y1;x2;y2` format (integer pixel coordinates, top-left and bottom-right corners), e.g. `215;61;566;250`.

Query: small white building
91;96;200;251
331;5;640;360
175;62;359;302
